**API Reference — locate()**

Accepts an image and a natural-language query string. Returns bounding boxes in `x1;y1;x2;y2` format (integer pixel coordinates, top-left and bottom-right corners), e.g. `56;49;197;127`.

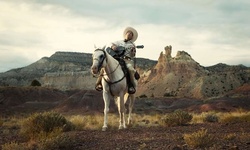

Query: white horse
91;47;136;131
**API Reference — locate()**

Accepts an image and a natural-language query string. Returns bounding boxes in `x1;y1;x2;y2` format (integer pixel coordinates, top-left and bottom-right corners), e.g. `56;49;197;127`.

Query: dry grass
191;111;250;124
2;110;250;149
2;111;250;130
3;111;250;132
68;113;162;130
38;133;74;150
1;116;22;129
1;142;26;150
191;112;219;124
224;133;237;141
132;113;161;127
68;114;104;130
218;111;250;123
20;112;74;140
1;116;22;140
160;110;193;126
184;128;215;149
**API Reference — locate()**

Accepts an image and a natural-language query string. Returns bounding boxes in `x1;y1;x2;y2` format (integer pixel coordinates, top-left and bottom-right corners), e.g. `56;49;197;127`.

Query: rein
93;49;127;95
101;62;120;76
94;49;120;76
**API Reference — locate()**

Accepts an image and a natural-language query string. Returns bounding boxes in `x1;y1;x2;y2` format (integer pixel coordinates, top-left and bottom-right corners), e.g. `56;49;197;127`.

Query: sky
0;0;249;73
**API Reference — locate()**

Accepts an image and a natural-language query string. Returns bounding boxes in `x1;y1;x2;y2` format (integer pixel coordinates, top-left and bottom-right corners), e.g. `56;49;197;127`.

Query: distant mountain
0;46;249;99
0;51;157;90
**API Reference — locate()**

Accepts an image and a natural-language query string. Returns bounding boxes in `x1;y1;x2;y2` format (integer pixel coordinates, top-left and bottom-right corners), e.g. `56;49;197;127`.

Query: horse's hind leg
127;94;135;125
102;93;110;131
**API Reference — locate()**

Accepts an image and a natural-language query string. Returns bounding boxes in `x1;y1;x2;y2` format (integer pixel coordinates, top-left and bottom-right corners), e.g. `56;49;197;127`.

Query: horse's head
91;47;107;75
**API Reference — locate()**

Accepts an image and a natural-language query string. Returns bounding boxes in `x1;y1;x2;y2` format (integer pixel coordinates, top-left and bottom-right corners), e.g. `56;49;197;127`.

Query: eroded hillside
0;46;249;99
137;46;249;99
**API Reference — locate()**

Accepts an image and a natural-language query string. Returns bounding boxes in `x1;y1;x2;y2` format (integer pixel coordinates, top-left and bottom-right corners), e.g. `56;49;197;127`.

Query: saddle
106;46;125;58
106;47;140;94
106;46;140;79
106;46;127;73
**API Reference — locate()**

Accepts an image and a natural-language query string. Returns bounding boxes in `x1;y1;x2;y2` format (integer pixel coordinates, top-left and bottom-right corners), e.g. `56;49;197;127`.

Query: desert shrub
161;110;192;126
39;133;74;150
2;142;26;150
163;92;174;97
139;94;147;98
203;113;219;123
21;112;74;139
184;128;215;149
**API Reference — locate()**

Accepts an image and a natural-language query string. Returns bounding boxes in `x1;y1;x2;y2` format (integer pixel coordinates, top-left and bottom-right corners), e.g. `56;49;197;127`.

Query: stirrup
95;84;103;91
128;87;136;94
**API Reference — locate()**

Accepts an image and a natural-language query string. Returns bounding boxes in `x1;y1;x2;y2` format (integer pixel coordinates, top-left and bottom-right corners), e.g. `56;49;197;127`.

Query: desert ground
1;87;250;150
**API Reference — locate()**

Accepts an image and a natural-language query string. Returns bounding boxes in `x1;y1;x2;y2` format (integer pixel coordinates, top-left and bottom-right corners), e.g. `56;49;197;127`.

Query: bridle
93;49;107;73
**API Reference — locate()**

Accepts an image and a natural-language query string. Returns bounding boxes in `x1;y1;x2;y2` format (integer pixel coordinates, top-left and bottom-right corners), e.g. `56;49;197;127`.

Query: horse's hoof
127;123;132;128
128;119;132;125
118;125;127;130
118;126;123;130
102;127;108;131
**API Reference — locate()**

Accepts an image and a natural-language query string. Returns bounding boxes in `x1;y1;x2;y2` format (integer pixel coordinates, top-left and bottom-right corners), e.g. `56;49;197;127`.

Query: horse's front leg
117;96;126;129
102;92;110;131
127;94;135;125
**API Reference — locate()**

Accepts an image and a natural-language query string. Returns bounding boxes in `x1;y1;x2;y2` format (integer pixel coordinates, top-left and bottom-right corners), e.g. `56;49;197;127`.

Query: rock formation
137;45;249;99
0;51;156;90
0;47;249;99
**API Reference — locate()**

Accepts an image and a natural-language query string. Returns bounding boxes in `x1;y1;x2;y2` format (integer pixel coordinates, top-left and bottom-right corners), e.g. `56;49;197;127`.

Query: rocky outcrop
42;71;96;90
0;47;249;99
0;51;156;90
137;45;249;99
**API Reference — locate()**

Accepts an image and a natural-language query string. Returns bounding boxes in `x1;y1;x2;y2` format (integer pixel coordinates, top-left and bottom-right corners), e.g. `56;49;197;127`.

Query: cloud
0;0;249;73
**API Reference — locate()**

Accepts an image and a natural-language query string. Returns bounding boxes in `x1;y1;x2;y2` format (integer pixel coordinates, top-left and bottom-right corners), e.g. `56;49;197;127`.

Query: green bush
21;112;74;139
161;110;193;126
184;128;215;149
30;79;41;86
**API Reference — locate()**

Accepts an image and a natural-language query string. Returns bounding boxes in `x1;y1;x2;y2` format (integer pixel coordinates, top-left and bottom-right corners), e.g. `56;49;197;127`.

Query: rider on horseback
95;27;139;94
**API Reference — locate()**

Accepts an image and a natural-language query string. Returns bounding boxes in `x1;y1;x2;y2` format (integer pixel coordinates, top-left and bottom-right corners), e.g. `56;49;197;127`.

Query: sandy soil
1;87;250;149
1;121;250;150
66;122;250;150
